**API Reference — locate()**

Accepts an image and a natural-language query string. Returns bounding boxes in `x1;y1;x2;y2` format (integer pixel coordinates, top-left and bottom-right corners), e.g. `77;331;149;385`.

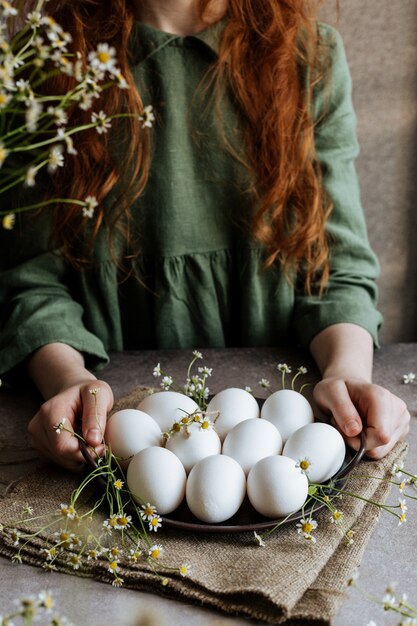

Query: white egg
104;409;162;467
206;387;260;441
186;454;246;523
283;422;346;483
247;455;309;518
166;421;221;473
222;418;283;475
260;389;314;443
137;391;200;432
127;446;186;515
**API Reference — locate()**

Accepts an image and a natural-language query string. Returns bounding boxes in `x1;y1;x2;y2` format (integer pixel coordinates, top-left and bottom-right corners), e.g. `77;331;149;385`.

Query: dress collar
129;19;225;64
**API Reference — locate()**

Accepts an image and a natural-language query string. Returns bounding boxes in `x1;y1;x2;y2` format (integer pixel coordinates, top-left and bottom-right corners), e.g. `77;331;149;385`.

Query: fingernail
86;428;102;445
344;420;361;437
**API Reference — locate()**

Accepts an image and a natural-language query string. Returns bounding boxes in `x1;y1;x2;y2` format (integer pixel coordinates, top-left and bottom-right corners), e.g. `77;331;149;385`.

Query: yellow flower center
116;516;128;527
98;51;110;63
150;518;159;527
302;522;313;534
143;506;154;517
150;548;160;559
109;561;118;570
300;460;310;471
173;423;181;432
333;511;342;520
0;94;8;105
201;421;210;430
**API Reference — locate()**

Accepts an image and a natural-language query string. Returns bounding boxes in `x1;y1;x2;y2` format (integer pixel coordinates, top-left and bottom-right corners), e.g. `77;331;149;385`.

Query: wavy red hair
17;0;332;292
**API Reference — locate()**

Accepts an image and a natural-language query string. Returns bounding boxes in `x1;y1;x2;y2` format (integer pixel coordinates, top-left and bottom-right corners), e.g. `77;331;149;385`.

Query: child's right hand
28;378;113;472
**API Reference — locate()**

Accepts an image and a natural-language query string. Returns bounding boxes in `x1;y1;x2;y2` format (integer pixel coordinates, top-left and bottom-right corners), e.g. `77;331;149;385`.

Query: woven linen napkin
0;386;408;625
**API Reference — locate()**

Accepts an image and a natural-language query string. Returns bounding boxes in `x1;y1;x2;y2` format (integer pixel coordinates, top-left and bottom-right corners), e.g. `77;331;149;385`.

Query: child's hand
313;377;410;459
28;379;113;472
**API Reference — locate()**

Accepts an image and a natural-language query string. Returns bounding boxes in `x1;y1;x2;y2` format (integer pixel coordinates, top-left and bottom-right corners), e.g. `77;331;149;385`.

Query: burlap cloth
0;386;408;625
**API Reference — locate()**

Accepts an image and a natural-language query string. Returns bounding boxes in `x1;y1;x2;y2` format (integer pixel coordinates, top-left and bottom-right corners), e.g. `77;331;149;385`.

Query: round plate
80;427;365;534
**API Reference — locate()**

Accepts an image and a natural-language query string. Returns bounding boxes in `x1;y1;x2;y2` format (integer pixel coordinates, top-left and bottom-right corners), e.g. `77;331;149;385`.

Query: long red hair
17;0;332;292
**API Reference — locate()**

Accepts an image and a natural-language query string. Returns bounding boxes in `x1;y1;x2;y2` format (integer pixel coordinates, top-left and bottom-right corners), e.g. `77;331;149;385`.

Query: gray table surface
1;345;416;625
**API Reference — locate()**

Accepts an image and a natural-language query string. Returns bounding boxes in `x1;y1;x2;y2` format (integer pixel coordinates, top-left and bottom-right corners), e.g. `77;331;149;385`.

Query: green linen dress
0;21;382;376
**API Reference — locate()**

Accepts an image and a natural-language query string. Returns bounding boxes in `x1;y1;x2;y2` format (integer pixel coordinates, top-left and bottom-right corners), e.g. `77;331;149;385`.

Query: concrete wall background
319;0;417;343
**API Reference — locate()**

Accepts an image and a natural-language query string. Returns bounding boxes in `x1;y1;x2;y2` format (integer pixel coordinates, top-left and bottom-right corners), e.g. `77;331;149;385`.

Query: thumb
81;381;114;447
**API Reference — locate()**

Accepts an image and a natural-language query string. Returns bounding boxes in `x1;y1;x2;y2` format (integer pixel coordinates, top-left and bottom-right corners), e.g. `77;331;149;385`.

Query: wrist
27;343;96;399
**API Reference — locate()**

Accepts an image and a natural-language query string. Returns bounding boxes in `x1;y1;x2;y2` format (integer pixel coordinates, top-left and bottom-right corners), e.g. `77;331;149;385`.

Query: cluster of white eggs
104;388;346;524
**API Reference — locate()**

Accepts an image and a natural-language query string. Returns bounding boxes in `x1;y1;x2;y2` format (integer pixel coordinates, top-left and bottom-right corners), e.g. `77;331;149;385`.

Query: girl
0;0;409;471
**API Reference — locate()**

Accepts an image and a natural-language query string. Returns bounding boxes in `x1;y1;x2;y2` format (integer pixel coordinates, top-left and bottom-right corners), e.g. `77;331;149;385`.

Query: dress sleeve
0;210;109;379
293;25;383;348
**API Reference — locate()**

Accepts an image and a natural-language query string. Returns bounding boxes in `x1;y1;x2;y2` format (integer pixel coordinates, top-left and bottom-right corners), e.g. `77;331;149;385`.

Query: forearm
27;342;96;400
309;322;373;382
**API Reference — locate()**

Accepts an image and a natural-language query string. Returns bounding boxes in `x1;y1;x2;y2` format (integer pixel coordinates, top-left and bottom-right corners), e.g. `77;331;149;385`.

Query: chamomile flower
399;498;408;512
179;563;191;577
402;372;416;384
296;517;318;542
88;43;117;73
139;104;155;129
108;560;120;574
0;1;18;18
68;553;82;570
148;514;162;532
330;509;344;524
112;576;124;587
41;547;58;561
160;375;173;390
277;363;291;373
54;417;67;434
140;503;157;520
25;100;42;132
148;544;163;559
82;195;98;218
114;479;124;490
391;461;404;477
2;212;15;230
91;110;112;134
128;548;141;563
398;512;407;526
86;548;101;560
59;503;77;519
10;528;21;546
153;363;162;377
0;89;10;108
296;457;312;476
48;145;64;172
26;10;43;28
259;378;271;389
254;531;265;547
48;105;68;126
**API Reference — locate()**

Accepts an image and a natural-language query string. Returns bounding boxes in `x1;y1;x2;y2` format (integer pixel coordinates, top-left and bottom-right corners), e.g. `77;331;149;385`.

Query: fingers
313;378;363;439
313;378;410;460
28;406;86;472
363;389;410;459
27;379;114;471
80;380;114;447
